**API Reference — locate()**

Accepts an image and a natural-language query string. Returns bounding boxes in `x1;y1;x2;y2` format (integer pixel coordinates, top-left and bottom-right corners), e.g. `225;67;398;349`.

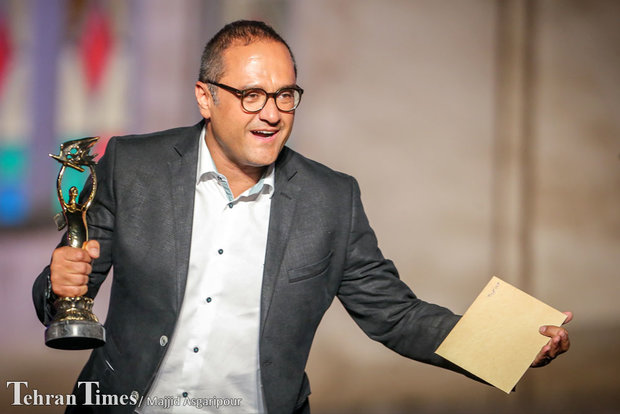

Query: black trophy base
45;320;106;350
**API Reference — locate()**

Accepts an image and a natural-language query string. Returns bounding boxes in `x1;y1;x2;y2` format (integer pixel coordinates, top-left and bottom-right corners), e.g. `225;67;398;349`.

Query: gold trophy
45;137;106;349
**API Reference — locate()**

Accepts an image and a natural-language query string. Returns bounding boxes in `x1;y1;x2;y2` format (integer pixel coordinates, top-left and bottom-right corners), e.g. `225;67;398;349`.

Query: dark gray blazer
33;121;466;413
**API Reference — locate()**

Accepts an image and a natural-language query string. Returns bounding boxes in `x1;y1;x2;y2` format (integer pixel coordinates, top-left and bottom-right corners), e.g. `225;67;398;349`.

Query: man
33;20;571;414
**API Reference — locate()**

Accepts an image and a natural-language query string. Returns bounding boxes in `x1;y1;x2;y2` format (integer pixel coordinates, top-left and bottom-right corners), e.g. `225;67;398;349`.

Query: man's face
196;40;297;172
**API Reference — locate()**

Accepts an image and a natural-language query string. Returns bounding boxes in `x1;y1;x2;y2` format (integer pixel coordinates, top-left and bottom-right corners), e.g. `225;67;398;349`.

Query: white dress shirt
143;128;273;413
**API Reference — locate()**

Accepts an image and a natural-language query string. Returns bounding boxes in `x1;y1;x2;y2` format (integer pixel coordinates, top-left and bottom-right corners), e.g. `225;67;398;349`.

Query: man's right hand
50;240;100;297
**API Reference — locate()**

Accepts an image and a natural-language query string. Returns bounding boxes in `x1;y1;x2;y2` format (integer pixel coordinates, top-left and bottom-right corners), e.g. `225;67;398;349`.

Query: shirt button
160;335;168;346
218;249;224;255
228;202;233;208
206;297;212;303
193;346;199;353
182;392;188;398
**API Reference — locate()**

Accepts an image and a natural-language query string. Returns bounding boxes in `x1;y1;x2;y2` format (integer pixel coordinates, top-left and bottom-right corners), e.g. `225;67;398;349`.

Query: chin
248;158;277;168
248;150;282;167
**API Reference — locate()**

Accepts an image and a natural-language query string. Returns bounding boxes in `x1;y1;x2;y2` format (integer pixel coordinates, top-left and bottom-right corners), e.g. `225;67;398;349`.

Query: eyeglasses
206;80;304;113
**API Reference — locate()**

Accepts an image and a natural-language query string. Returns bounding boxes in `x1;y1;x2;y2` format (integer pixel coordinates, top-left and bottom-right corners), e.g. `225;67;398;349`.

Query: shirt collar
196;126;275;196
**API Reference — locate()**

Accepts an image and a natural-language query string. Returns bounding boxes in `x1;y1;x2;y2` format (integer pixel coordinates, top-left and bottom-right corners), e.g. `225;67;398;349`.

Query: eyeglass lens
242;89;301;112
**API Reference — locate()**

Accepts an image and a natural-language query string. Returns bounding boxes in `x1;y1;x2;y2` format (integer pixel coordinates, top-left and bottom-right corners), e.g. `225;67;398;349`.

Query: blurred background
1;0;618;413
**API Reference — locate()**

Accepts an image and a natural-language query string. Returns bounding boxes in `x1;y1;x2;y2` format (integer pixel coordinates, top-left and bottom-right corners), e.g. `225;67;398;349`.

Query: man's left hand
531;311;572;367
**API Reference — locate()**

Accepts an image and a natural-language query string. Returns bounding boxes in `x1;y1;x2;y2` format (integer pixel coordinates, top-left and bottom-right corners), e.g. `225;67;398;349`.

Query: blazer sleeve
337;177;478;378
32;138;118;326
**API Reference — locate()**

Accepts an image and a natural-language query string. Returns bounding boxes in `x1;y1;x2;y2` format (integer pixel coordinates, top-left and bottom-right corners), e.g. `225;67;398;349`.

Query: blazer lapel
164;134;299;330
261;147;301;336
168;122;202;311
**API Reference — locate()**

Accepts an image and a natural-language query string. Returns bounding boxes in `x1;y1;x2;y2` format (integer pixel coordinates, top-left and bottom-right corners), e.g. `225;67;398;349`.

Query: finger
532;338;558;366
52;260;92;279
61;274;90;287
67;260;93;275
51;273;89;297
554;328;570;354
531;346;552;367
83;240;100;259
547;335;562;358
540;328;570;357
540;325;566;338
51;271;90;290
53;284;88;298
562;311;573;325
59;246;94;264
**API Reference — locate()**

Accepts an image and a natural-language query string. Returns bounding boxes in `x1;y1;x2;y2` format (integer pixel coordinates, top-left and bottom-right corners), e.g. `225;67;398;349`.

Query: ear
195;82;213;119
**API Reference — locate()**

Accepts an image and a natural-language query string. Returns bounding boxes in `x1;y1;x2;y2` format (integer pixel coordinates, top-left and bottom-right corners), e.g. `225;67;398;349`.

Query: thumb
83;240;100;259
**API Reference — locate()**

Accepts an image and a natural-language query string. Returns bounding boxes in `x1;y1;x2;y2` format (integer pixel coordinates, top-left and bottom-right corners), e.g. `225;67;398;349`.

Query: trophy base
45;320;106;350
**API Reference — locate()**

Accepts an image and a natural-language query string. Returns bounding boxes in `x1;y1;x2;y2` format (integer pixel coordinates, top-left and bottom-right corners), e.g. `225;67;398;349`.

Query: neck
205;137;266;198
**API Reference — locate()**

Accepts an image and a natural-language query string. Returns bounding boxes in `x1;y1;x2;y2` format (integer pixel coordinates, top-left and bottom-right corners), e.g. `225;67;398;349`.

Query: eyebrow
240;83;299;91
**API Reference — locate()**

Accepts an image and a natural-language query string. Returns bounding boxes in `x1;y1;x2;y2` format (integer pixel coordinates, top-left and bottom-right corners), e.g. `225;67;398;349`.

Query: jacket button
160;335;168;346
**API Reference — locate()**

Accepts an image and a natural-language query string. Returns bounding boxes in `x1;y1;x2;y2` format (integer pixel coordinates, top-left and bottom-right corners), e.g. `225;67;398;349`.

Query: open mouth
251;130;278;139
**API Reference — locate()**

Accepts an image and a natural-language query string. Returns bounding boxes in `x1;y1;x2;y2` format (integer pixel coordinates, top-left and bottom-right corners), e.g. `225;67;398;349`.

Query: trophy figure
45;137;106;350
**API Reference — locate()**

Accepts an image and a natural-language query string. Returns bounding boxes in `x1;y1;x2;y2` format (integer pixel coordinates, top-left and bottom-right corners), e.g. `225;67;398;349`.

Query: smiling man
33;20;571;414
196;38;298;196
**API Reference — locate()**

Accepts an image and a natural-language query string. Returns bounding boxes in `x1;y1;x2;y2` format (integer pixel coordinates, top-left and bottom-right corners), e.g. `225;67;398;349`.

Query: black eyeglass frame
206;80;304;113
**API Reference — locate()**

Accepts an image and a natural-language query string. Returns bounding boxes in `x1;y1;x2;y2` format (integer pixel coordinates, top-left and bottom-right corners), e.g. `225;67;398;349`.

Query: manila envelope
435;276;567;393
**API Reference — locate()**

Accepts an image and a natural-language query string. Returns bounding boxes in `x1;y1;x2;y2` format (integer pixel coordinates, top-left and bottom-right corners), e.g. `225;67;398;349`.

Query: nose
258;96;282;125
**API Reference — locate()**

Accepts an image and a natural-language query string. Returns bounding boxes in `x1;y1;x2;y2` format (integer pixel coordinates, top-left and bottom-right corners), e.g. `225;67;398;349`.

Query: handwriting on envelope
435;276;567;393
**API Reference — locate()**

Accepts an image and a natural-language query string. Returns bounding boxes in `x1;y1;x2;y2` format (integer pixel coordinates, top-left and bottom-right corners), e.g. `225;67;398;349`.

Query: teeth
254;130;275;135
